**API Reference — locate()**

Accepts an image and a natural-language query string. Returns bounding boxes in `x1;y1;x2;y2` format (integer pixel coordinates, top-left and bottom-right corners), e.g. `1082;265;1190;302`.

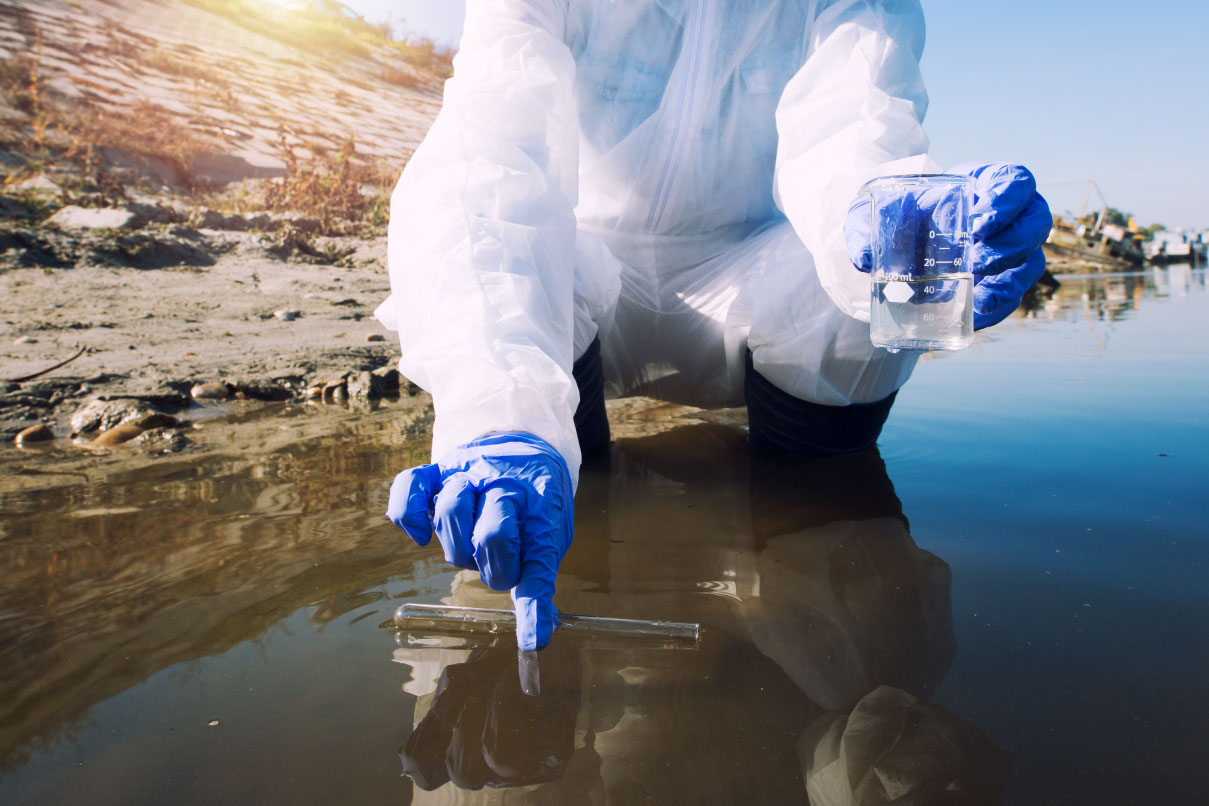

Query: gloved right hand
844;163;1051;329
386;432;574;651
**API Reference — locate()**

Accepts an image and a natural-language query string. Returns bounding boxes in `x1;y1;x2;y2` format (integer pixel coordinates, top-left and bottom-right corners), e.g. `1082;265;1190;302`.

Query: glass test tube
391;603;700;643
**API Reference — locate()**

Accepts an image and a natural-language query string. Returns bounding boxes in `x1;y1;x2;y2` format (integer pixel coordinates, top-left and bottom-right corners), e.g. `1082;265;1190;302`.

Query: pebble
191;382;230;400
13;336;37;345
15;423;54;445
274;309;300;322
370;367;401;393
347;370;382;399
13;174;59;194
47;205;138;230
365;334;386;342
71;398;153;435
321;378;348;403
134;428;191;454
93;424;145;446
231;380;291;401
303;386;324;400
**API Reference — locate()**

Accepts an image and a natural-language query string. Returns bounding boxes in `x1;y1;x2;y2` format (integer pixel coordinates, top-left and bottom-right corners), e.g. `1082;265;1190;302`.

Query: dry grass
260;128;395;235
389;36;454;80
140;48;228;84
0;17;225;194
0;44;394;231
184;0;376;61
1;46;211;197
0;35;49;150
73;101;211;185
0;6;417;233
379;64;426;91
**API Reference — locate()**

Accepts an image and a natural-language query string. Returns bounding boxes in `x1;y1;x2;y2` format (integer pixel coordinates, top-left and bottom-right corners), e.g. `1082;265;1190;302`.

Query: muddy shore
0;0;452;448
1;215;409;444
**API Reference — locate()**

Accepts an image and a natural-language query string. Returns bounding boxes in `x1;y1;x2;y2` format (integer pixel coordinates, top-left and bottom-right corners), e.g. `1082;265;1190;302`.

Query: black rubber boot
744;349;897;456
572;337;610;457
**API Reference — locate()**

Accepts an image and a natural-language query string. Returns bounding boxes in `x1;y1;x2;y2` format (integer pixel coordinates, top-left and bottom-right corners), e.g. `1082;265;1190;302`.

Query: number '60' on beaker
860;174;974;351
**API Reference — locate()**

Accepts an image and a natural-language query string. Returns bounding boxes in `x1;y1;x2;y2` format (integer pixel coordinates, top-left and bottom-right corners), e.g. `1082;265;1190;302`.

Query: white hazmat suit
375;0;938;485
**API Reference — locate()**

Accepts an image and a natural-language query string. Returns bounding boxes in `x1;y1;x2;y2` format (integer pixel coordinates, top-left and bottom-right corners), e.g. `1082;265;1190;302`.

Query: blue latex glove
845;162;1052;329
386;432;574;651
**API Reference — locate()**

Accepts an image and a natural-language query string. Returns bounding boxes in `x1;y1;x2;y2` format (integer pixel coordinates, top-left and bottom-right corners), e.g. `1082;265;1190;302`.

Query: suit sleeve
773;0;940;322
375;0;583;485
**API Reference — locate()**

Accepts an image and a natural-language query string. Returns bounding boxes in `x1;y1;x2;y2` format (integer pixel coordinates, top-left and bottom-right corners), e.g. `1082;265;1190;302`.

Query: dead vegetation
1;67;210;199
259;128;396;236
0;29;212;197
0;8;414;236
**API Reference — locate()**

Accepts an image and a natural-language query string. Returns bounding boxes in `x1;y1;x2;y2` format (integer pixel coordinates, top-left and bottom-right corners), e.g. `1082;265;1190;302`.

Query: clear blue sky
342;0;1207;228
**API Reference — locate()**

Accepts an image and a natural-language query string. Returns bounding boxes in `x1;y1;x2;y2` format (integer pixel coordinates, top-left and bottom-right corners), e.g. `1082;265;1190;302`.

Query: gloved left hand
386;432;574;651
845;162;1052;329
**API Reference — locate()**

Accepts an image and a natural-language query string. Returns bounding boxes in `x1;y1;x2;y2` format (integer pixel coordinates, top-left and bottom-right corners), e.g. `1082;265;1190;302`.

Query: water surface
1;266;1206;804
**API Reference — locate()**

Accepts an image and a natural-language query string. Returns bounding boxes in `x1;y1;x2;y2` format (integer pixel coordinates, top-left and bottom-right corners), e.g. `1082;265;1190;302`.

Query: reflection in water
1017;264;1206;325
745;449;956;712
802;685;1008;805
392;424;1007;803
400;648;582;791
0;401;1010;804
0;404;435;777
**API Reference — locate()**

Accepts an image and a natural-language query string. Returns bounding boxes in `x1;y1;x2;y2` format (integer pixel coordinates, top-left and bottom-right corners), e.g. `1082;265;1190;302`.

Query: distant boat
1046;216;1146;268
1146;230;1205;265
1043;180;1146;267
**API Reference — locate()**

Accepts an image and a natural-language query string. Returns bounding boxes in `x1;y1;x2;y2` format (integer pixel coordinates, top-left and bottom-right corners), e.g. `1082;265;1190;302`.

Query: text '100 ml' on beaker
861;174;974;351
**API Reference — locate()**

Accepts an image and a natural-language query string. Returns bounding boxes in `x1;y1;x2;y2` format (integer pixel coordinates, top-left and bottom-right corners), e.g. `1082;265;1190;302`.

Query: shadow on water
393;426;1008;803
0;398;1008;804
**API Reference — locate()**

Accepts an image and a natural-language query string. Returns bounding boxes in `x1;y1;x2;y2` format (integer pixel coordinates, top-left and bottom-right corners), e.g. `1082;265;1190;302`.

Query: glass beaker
861;174;974;351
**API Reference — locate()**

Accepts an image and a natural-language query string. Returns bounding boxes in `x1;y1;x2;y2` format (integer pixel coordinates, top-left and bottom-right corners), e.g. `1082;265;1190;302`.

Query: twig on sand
4;345;88;383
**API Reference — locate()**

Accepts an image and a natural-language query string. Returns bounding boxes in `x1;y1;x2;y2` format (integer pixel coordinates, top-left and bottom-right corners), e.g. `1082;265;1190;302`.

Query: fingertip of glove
514;596;554;651
401;517;434;547
386;463;441;546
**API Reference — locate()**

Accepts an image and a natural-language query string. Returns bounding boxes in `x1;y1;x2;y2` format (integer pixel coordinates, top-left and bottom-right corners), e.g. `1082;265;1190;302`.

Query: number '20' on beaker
861;174;974;351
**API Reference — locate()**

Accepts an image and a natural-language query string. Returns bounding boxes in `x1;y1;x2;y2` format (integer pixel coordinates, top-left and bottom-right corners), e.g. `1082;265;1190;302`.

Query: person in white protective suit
379;0;1051;651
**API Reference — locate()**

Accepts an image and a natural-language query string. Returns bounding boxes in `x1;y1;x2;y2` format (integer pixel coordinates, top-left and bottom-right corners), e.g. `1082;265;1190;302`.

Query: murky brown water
2;267;1208;804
